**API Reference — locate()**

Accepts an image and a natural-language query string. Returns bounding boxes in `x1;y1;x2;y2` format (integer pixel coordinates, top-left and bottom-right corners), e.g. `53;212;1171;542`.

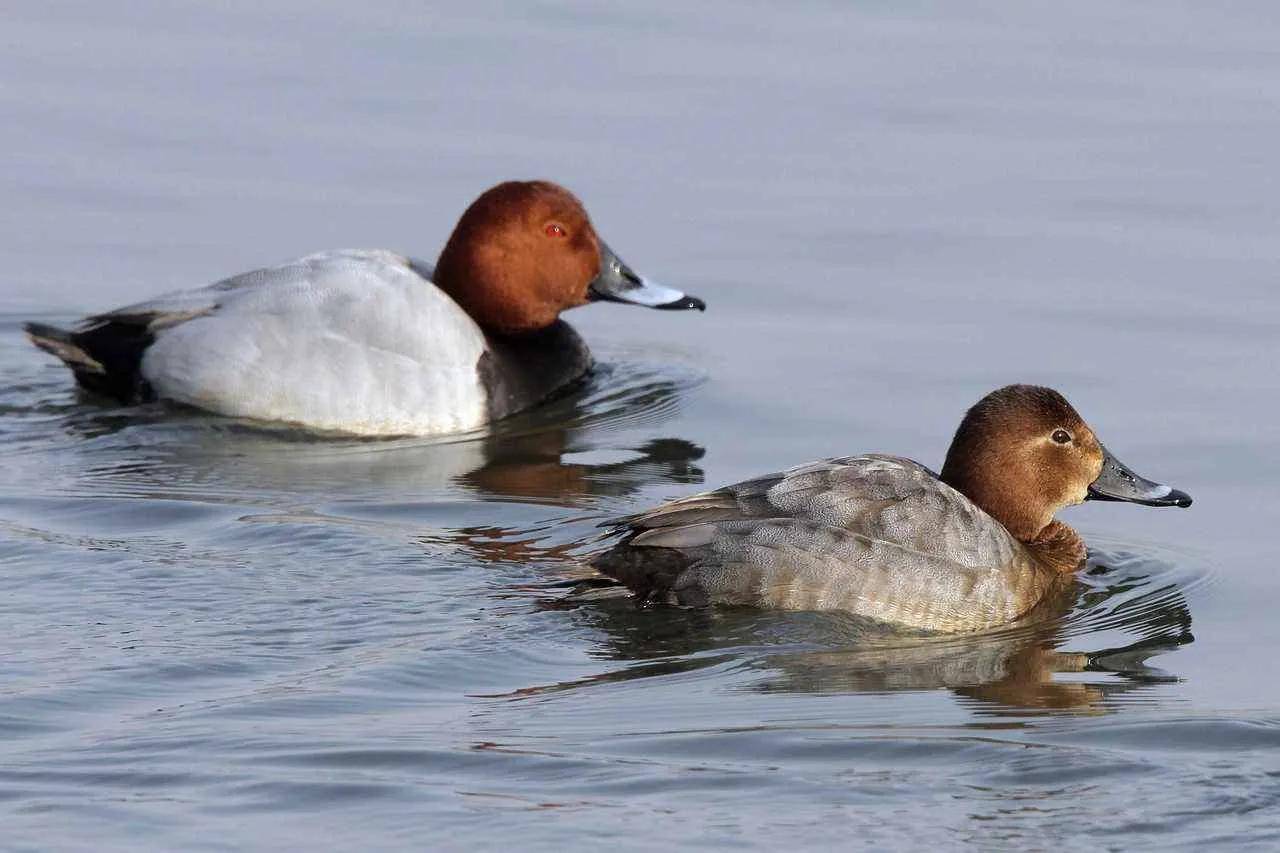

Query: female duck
26;180;704;436
594;385;1191;633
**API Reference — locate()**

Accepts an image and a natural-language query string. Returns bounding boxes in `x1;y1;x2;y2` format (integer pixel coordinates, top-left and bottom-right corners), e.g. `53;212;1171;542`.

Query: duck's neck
478;320;592;421
1024;520;1087;573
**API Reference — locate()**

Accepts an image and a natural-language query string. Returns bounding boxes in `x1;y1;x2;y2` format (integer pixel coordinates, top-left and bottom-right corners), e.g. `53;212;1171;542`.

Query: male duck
26;180;704;436
594;385;1192;633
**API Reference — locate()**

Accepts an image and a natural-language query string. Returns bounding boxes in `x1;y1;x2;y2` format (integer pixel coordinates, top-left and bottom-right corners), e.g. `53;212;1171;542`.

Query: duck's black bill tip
654;295;706;311
1087;444;1192;509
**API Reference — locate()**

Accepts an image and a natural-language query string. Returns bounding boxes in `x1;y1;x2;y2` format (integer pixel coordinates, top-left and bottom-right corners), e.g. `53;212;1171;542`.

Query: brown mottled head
940;385;1190;545
433;180;704;335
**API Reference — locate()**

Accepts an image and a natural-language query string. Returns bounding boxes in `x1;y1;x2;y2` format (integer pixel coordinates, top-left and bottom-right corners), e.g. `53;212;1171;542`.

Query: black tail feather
25;319;155;404
591;542;694;604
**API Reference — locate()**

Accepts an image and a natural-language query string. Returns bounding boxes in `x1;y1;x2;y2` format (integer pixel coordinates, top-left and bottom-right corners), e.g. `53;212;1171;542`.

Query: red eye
545;223;566;238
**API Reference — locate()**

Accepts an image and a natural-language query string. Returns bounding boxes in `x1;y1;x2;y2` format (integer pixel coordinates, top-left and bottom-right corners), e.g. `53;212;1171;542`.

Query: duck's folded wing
622;518;1039;632
603;454;1019;570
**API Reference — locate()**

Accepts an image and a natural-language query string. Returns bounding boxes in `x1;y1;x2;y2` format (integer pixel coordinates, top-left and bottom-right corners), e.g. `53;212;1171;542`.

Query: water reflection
748;614;1193;714
5;323;1199;719
459;437;703;504
7;356;706;508
515;553;1195;715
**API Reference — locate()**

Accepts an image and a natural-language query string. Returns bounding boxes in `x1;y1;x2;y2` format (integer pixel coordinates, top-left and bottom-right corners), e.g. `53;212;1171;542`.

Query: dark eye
1052;429;1072;444
545;223;566;238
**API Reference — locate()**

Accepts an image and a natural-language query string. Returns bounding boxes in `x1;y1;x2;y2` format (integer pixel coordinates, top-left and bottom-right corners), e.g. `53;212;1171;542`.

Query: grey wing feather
617;516;1042;631
681;519;1036;630
603;471;786;531
596;455;1041;630
608;454;1017;571
83;266;274;332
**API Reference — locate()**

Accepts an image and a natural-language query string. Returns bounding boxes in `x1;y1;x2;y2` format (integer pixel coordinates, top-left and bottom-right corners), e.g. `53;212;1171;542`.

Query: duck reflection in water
53;362;705;511
402;364;707;564
513;554;1195;715
439;358;698;493
747;583;1194;714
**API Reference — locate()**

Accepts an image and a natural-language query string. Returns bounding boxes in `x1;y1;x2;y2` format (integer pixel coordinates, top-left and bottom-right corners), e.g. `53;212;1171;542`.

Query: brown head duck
594;385;1191;633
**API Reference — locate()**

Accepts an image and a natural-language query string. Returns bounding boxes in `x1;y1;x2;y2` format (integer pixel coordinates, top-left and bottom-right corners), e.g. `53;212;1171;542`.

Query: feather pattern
595;455;1060;632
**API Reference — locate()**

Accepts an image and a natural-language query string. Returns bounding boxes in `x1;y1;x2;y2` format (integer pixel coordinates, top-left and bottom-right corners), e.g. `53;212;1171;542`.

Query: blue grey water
1;1;1278;849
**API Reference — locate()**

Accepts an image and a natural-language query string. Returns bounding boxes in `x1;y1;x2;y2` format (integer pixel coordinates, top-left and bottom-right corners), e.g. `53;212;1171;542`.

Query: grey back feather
596;455;1044;631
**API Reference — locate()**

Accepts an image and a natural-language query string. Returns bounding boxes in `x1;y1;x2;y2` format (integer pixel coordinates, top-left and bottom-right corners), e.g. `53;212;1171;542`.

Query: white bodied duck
26;180;704;436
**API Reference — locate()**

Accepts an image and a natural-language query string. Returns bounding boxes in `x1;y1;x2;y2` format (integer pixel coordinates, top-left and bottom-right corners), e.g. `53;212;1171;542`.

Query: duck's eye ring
545;223;567;238
1052;429;1072;444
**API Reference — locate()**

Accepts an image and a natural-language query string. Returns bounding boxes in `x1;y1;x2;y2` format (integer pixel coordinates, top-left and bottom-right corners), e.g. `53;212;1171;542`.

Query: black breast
477;321;593;421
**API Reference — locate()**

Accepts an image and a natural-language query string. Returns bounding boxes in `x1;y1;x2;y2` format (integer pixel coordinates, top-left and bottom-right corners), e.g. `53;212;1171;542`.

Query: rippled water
4;2;1280;850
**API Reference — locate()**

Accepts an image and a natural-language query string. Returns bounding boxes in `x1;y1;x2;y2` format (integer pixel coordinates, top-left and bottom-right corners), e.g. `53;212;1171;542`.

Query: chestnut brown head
433;180;703;334
940;385;1190;542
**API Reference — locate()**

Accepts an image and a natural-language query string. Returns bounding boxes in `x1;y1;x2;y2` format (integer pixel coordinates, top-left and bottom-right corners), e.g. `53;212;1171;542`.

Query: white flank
140;250;489;436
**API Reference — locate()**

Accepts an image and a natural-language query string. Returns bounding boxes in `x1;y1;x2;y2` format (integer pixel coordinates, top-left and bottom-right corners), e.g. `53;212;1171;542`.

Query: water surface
3;2;1280;849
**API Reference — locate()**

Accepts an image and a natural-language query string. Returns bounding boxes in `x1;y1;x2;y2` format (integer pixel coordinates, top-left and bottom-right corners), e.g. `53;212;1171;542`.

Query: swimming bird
593;385;1191;632
25;180;704;436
